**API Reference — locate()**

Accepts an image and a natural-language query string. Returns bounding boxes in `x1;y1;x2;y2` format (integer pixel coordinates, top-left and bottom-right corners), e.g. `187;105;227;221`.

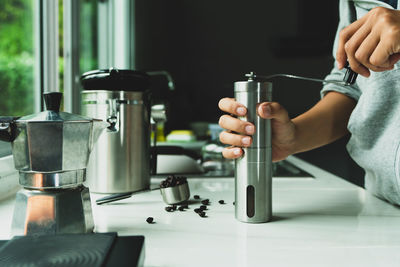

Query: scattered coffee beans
218;200;225;204
160;175;188;188
146;217;154;223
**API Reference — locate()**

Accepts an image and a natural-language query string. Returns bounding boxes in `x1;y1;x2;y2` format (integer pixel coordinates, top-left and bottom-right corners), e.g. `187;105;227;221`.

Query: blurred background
0;0;364;186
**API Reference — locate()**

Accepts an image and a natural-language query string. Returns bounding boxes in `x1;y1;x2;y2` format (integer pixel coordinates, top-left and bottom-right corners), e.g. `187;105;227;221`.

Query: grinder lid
81;68;150;92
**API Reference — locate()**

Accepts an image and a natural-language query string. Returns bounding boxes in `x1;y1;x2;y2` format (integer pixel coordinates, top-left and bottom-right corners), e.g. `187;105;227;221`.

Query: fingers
348;33;394;75
257;102;290;123
218;97;255;159
218;97;254;135
337;15;368;69
219;114;255;135
345;22;374;77
345;33;371;77
218;97;247;116
337;7;400;75
370;38;396;68
337;28;353;69
222;147;243;159
219;98;291;160
219;131;252;147
344;26;372;76
354;31;380;71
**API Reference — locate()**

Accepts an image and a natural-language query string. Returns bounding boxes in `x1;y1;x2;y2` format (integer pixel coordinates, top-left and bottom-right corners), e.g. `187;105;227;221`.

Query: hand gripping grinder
234;73;272;223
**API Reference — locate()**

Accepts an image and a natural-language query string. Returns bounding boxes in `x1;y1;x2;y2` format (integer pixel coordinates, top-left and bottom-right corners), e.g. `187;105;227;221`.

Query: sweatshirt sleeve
320;0;361;102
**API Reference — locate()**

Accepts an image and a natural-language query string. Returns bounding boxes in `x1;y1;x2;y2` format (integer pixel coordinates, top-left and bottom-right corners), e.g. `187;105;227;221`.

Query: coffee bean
199;211;206;217
233;201;235;205
200;205;207;210
160;181;168;188
176;176;188;185
146;217;154;223
194;195;200;199
218;200;225;204
194;208;202;214
178;206;185;211
165;206;173;212
166;175;175;182
172;205;177;211
201;199;210;205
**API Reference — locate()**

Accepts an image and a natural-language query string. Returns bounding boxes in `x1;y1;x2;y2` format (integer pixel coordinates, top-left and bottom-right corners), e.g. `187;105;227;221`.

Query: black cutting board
0;234;144;267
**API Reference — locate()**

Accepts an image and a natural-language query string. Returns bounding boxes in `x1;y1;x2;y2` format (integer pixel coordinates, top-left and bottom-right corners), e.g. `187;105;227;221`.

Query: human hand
218;98;296;162
337;7;400;77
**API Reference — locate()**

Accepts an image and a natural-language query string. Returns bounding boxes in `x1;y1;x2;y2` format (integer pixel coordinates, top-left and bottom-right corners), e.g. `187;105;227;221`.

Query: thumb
258;102;290;123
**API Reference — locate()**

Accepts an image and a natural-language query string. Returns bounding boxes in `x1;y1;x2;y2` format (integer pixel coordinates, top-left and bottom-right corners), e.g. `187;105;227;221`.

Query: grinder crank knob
44;92;63;112
343;62;358;85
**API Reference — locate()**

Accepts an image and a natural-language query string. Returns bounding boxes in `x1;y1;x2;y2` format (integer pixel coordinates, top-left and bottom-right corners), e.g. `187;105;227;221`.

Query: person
218;0;400;205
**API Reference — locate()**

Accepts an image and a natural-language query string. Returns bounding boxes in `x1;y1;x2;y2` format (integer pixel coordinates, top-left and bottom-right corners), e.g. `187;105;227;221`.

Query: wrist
290;119;307;155
291;129;301;155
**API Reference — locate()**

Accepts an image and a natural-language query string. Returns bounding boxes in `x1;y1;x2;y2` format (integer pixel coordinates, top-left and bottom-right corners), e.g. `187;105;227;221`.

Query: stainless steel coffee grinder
234;73;273;223
0;92;107;235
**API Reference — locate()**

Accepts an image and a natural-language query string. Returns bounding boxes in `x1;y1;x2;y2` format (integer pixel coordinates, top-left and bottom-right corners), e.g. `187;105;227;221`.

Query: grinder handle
343;62;358;85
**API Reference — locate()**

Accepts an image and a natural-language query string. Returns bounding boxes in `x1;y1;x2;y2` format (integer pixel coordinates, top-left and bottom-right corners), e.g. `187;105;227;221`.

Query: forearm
291;91;356;154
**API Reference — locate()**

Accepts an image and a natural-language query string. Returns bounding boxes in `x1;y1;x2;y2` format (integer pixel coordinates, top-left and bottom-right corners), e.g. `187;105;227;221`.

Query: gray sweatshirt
321;0;400;205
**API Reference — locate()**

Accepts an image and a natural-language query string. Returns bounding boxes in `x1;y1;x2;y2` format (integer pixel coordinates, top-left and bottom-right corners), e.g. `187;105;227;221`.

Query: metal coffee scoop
160;183;190;205
96;182;190;205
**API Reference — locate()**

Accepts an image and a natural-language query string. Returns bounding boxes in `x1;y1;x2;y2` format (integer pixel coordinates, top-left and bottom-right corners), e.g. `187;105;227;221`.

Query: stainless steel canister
81;90;151;193
234;80;273;223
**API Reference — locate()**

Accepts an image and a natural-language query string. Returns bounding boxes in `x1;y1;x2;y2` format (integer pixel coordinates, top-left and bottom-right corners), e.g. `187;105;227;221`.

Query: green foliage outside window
0;0;34;116
0;53;34;116
0;0;98;117
0;0;98;156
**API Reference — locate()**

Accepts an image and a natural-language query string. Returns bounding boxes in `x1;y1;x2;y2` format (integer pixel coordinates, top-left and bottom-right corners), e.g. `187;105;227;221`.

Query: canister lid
81;68;150;92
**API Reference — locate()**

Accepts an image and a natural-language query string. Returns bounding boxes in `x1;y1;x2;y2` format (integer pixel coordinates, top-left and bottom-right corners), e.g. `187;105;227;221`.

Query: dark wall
135;0;340;124
134;0;365;187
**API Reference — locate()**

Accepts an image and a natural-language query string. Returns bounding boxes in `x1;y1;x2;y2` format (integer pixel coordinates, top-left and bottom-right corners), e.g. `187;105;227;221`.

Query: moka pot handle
0;116;19;142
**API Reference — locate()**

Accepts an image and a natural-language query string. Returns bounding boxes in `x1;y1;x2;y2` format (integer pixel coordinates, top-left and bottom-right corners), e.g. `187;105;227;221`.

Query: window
0;0;128;170
0;0;36;157
0;0;135;198
0;0;100;159
79;0;98;74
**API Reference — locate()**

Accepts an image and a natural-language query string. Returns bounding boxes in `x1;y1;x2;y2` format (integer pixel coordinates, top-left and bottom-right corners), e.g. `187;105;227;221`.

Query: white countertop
1;156;400;267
